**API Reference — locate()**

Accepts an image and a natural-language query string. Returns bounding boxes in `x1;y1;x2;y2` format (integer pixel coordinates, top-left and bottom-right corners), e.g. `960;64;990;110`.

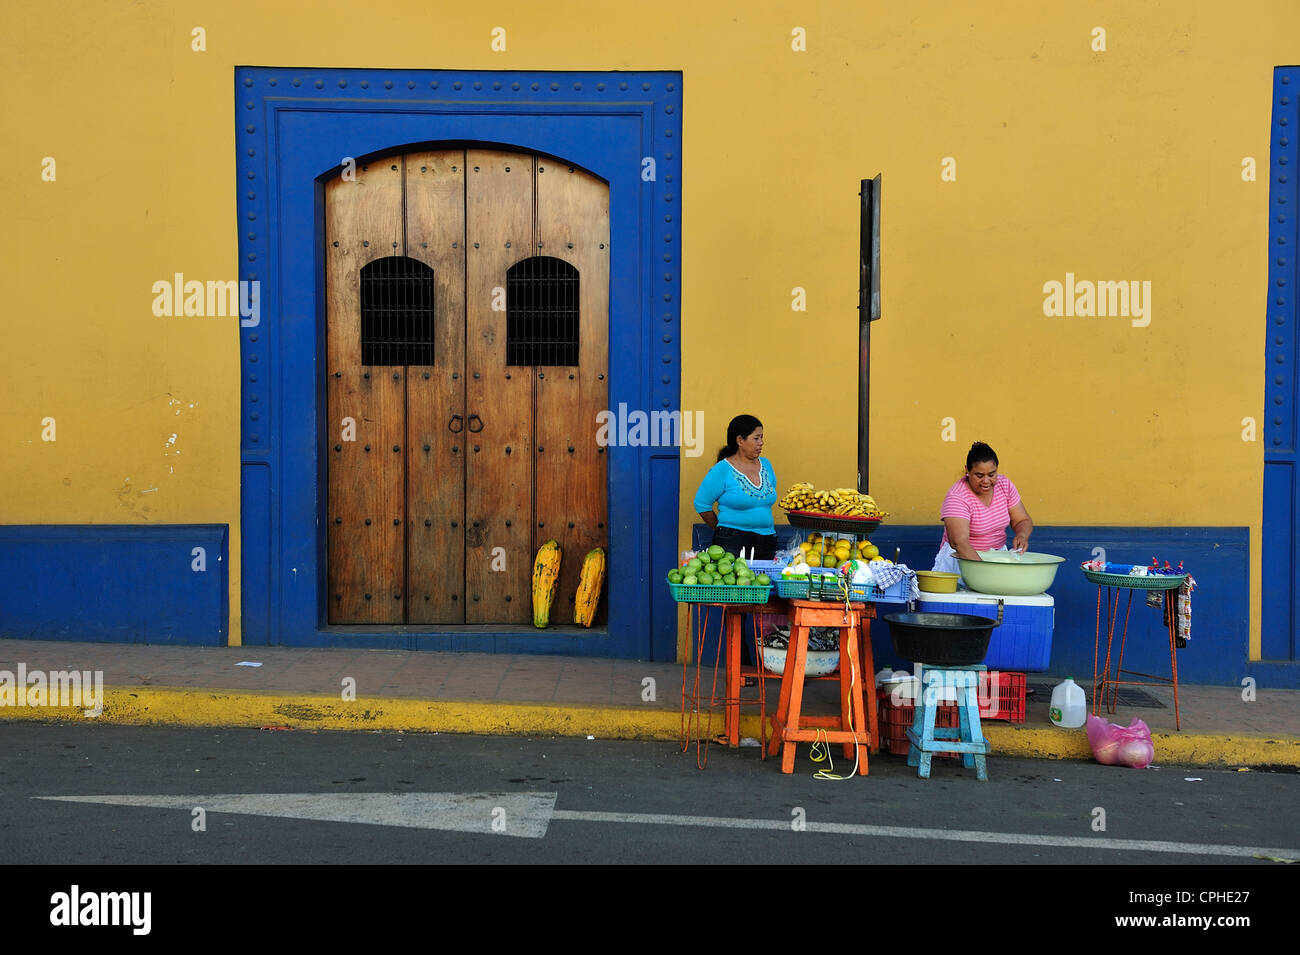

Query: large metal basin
957;551;1065;596
884;602;1003;666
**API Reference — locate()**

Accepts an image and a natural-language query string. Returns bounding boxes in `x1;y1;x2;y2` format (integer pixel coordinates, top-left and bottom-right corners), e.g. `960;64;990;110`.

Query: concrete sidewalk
0;638;1296;769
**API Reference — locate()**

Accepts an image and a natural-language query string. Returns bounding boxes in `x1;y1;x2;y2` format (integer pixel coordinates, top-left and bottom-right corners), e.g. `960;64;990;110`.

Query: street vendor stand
1085;566;1188;730
677;508;891;772
678;592;880;772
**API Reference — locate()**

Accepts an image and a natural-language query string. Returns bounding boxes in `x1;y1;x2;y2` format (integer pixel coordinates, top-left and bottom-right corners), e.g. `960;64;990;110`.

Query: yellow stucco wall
0;0;1290;653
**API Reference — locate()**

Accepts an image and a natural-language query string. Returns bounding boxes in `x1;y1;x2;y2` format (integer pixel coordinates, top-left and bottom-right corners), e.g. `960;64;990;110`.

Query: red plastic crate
876;672;1026;757
979;670;1027;724
876;690;959;758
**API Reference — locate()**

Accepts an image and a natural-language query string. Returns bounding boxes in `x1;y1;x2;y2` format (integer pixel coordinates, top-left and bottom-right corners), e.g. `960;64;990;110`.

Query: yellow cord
810;651;860;781
809;728;837;776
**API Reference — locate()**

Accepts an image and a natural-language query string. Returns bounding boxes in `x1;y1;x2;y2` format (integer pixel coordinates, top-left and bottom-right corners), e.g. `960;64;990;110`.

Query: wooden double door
324;148;609;626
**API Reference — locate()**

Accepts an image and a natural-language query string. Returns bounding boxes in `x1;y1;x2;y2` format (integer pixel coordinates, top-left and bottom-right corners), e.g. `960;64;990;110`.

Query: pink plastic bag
1086;714;1155;768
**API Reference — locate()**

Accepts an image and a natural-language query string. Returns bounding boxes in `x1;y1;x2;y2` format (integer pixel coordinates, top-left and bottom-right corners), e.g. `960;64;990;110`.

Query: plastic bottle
1049;677;1087;728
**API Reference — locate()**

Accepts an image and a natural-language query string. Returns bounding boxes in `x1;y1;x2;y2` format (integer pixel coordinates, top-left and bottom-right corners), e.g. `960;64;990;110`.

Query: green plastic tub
956;551;1065;596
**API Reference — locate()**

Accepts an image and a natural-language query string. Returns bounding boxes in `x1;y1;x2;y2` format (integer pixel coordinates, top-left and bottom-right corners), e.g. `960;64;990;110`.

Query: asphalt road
3;723;1297;868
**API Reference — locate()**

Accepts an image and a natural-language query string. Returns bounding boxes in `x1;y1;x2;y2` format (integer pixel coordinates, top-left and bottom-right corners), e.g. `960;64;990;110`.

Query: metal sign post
858;174;881;494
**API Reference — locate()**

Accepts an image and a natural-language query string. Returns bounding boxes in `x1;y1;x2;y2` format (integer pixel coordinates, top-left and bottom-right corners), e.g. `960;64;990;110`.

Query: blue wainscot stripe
692;524;1273;688
0;525;229;646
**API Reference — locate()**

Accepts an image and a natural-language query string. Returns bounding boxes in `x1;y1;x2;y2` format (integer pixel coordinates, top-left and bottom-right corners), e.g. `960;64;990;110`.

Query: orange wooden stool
767;598;875;775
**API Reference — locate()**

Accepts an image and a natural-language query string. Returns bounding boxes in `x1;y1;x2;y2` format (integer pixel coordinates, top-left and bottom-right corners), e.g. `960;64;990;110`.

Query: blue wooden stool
906;665;990;781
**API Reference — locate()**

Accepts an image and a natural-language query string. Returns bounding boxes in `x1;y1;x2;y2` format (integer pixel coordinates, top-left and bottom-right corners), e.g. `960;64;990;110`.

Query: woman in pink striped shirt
931;442;1034;577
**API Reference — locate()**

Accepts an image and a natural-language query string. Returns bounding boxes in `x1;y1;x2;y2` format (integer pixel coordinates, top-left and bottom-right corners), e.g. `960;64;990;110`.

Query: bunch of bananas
777;483;888;518
777;482;817;510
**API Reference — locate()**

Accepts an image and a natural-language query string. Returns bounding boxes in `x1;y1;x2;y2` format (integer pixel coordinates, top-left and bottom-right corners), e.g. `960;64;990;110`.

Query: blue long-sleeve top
693;458;778;534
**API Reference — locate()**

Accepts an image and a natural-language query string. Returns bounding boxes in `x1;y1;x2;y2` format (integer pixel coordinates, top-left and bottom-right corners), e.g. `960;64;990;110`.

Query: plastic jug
1049;677;1087;728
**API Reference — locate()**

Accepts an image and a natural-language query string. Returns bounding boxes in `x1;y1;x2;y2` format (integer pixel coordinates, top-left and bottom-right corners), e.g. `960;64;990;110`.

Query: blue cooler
915;590;1054;671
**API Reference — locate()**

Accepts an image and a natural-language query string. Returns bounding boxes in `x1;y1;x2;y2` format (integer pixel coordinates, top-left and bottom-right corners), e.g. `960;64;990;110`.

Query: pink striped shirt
939;476;1022;551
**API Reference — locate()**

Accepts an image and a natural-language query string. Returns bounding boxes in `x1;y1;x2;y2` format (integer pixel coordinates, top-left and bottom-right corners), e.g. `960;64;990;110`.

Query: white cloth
931;540;961;575
931;542;1009;585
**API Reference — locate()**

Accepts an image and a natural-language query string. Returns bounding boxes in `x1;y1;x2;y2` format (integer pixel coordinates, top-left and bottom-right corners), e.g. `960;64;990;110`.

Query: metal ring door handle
467;414;484;433
448;414;464;433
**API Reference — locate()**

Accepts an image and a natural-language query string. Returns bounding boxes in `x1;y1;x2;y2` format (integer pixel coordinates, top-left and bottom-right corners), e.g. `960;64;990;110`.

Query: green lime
723;573;737;585
697;572;713;585
756;574;771;585
686;558;702;571
682;574;698;585
667;569;683;583
707;545;725;559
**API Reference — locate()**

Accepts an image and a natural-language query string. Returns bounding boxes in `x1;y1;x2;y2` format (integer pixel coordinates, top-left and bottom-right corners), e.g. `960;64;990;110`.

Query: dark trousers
709;525;779;559
709;525;778;669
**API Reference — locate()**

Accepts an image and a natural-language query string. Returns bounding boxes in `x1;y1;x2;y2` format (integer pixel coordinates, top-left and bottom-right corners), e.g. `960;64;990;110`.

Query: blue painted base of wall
1;519;1279;687
1243;661;1300;689
0;526;229;646
692;523;1287;688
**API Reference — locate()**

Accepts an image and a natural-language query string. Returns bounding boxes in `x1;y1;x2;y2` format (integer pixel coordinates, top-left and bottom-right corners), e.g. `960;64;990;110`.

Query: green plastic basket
774;575;861;601
1082;569;1186;590
774;576;816;599
666;578;773;604
773;574;906;602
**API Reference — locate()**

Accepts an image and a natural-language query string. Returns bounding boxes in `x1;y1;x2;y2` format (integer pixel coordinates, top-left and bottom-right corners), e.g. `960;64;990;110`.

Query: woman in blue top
693;414;779;559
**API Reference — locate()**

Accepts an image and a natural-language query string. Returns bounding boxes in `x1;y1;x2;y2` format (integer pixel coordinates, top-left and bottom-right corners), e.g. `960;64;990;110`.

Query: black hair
717;414;763;462
966;441;999;471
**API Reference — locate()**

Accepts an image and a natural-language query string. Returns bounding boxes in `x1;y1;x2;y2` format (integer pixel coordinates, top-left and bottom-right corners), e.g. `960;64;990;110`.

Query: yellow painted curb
733;716;1300;768
979;724;1300;768
0;686;694;741
1;686;1297;768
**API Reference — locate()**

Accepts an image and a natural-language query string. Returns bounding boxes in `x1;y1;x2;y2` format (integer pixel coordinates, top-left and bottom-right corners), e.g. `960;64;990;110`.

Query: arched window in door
359;256;436;365
506;255;579;366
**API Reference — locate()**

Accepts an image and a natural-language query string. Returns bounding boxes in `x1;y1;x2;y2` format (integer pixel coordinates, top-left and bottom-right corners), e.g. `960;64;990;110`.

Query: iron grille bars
359;256;436;365
506;255;579;366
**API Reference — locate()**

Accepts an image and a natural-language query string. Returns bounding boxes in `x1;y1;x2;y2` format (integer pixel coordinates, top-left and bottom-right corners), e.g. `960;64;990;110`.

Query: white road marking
37;792;557;839
550;809;1297;858
35;794;1299;859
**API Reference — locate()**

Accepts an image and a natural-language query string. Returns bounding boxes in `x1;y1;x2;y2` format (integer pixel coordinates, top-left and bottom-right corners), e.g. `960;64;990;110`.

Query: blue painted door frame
1262;66;1299;665
235;68;682;659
